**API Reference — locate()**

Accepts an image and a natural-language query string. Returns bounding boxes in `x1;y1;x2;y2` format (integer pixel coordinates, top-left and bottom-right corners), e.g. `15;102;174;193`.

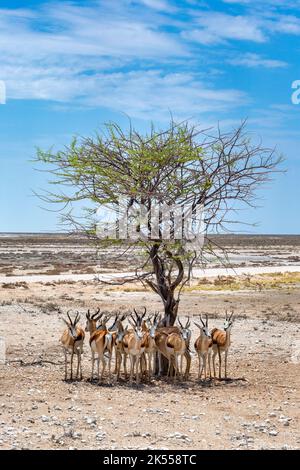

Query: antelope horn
92;308;100;319
206;314;208;327
141;311;146;320
199;315;205;327
133;308;139;318
111;314;118;329
67;311;72;325
177;316;183;328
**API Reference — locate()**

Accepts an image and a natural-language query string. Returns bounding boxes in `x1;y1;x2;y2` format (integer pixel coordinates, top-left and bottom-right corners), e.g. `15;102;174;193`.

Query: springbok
194;314;212;380
85;308;102;335
144;312;161;379
165;317;191;381
86;309;117;383
177;316;192;376
60;312;85;381
115;315;130;380
155;317;191;380
123;309;147;385
102;314;119;381
211;310;234;379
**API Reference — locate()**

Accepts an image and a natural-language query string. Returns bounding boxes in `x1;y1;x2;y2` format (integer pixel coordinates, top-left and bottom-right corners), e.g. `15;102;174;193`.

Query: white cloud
222;0;300;7
182;12;266;44
4;67;246;119
83;70;246;119
229;53;288;68
0;2;248;120
137;0;176;11
0;3;185;60
0;8;36;18
269;14;300;34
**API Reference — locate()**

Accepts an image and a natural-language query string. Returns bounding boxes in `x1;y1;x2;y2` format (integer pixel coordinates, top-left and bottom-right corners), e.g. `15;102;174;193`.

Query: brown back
89;329;106;346
211;328;226;347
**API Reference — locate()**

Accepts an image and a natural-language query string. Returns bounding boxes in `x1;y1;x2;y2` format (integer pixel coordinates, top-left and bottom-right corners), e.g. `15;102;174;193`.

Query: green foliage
34;118;282;248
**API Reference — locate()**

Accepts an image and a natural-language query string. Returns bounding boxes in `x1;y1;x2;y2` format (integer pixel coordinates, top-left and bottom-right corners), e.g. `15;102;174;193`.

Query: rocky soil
0;299;299;450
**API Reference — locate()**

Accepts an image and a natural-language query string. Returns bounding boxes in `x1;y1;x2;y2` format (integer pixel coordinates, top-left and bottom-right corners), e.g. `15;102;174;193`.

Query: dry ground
1;234;300;277
0;283;299;450
0;234;299;450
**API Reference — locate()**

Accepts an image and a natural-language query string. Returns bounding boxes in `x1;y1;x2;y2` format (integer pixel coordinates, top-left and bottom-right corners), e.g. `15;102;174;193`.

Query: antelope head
224;309;234;331
129;308;147;340
96;313;111;331
116;324;129;345
177;316;191;342
149;312;161;339
194;314;211;338
85;308;102;333
63;311;81;339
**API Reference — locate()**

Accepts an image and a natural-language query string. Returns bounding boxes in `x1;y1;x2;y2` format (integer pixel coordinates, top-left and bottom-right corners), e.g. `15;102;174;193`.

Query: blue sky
0;0;299;233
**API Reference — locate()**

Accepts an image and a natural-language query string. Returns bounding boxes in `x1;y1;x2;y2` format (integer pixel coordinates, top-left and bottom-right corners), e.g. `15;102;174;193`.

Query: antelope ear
62;318;69;327
194;322;202;329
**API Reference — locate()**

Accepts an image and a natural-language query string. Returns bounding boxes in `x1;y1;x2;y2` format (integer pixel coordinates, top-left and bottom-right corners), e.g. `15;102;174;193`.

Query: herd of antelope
60;308;234;385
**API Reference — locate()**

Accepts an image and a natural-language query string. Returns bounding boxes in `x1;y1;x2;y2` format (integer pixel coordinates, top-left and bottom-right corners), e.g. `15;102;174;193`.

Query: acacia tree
35;120;282;325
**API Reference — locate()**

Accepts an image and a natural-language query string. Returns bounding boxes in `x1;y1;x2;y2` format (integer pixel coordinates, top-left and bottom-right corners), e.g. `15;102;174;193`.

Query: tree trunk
146;243;184;375
146;243;183;325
